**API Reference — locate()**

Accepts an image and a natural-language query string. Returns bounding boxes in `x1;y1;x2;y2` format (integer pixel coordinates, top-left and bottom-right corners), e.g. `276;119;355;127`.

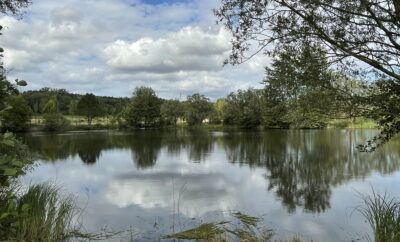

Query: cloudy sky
0;0;267;99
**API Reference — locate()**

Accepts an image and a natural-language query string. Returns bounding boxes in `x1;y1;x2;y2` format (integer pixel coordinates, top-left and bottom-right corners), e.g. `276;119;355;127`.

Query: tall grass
12;183;77;242
358;191;400;242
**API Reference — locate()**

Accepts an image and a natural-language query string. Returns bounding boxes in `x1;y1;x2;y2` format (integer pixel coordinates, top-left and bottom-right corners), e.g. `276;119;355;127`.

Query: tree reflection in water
21;129;400;213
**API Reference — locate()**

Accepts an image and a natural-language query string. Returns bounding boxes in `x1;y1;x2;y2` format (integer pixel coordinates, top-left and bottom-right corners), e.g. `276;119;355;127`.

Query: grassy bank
29;115;380;132
327;118;378;129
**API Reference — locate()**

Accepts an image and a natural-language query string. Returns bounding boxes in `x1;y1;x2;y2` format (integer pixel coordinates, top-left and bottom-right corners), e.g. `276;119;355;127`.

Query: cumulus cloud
0;0;268;99
103;27;230;73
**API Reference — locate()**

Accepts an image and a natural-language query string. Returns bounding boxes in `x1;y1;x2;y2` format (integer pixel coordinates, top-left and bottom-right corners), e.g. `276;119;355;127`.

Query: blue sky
0;0;266;99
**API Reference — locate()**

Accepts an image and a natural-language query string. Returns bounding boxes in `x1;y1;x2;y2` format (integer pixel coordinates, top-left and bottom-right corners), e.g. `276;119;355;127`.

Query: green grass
164;212;307;242
12;183;77;242
358;191;400;242
232;212;261;227
164;223;225;240
328;117;378;129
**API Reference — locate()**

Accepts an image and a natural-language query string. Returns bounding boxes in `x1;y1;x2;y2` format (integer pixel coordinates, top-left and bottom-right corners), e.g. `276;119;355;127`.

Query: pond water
20;129;400;241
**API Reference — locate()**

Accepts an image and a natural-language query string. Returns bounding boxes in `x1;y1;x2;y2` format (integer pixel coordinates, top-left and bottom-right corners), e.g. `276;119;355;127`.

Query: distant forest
23;88;130;116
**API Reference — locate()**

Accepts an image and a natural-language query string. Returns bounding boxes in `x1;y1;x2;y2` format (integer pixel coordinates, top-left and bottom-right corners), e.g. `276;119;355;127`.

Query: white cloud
103;27;230;73
0;0;268;99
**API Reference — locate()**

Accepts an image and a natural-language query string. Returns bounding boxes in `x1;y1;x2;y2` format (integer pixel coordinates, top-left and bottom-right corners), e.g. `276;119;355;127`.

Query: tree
67;100;78;115
223;89;262;128
263;44;337;128
77;93;102;126
160;100;183;126
125;87;161;128
0;0;30;15
0;95;32;132
0;78;19;111
261;87;288;128
209;98;226;124
42;97;67;131
215;0;400;148
184;94;213;126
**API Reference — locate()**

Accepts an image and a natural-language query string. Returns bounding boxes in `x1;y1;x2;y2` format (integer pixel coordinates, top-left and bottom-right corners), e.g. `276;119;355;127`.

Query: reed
358;191;400;242
12;183;77;242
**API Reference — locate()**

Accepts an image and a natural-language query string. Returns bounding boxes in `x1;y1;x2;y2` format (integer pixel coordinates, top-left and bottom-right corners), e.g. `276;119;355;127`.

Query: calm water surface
20;129;400;241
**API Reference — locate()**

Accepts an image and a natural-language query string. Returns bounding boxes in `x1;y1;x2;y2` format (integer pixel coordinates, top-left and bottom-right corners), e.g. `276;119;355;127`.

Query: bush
43;113;68;131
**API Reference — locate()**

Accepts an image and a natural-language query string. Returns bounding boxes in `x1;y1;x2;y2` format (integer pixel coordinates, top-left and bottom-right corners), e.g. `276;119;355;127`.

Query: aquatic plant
358;191;400;242
10;183;77;241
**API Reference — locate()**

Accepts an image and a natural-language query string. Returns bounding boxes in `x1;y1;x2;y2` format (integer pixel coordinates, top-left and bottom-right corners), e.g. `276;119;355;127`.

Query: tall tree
42;97;67;131
77;93;102;126
160;99;183;126
184;93;213;126
223;89;262;128
125;87;161;128
215;0;400;149
263;44;337;128
67;100;78;115
209;98;226;124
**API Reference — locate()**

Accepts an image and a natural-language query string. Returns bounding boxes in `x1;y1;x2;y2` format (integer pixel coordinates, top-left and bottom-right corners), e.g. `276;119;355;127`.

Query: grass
164;223;225;240
328;117;378;129
164;212;305;242
2;183;124;241
12;183;77;242
358;191;400;242
30;115;121;131
232;212;261;227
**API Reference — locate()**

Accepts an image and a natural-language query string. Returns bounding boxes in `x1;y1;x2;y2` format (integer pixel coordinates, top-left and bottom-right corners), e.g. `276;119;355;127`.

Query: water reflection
21;129;400;215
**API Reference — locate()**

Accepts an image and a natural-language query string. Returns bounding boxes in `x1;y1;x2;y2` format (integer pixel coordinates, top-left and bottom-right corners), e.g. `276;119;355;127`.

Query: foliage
0;132;33;239
261;87;288;128
125;86;162;128
42;96;58;113
67;100;78;115
77;93;102;126
0;0;30;15
23;88;129;116
223;89;262;128
0;95;32;132
215;0;400;147
0;132;31;187
209;98;225;124
43;113;68;131
160;99;183;126
0;77;19;110
184;93;213;126
261;44;338;129
358;80;400;151
42;97;68;131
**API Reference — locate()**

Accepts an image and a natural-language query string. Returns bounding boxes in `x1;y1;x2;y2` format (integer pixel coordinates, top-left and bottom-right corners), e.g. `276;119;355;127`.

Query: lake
20;129;400;241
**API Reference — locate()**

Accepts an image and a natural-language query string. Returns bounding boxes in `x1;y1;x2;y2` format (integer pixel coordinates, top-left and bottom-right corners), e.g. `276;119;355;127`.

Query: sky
0;0;267;99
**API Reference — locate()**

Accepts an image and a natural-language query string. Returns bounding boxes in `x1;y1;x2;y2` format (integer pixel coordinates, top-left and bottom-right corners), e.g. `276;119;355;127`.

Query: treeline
23;88;130;116
1;43;378;132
